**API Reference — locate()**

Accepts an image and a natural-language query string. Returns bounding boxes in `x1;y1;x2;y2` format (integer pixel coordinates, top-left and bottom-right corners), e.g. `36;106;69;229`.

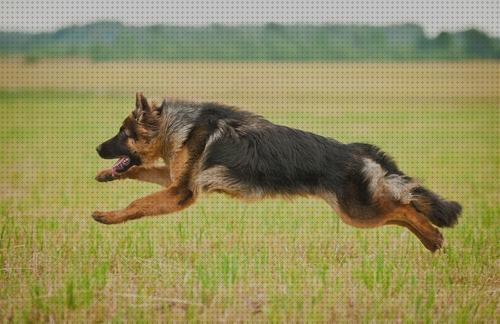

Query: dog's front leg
92;186;195;224
95;168;118;182
125;166;171;186
95;166;171;186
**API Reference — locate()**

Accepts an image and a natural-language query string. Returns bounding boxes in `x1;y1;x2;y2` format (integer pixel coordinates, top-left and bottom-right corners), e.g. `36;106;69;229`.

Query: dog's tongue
112;156;130;174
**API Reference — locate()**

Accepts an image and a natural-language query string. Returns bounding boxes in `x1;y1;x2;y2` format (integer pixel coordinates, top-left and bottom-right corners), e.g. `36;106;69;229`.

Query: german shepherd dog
94;93;461;252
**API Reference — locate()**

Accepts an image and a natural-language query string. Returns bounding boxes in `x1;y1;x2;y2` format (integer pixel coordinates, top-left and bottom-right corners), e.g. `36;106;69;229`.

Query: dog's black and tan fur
94;93;462;252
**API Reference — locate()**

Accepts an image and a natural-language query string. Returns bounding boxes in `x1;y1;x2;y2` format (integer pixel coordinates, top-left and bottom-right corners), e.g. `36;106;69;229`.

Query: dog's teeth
111;157;130;172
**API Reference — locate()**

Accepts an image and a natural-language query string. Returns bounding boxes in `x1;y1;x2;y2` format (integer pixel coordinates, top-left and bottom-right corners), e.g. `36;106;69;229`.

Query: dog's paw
425;229;444;253
92;211;122;224
95;169;117;182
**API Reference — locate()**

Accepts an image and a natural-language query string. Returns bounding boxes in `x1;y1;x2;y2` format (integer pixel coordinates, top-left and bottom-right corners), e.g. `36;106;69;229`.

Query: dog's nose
96;144;102;153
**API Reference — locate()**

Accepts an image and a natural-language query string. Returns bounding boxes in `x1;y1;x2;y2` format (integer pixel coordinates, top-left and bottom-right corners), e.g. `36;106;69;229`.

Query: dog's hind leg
320;192;388;228
321;193;443;252
384;206;444;252
92;186;195;224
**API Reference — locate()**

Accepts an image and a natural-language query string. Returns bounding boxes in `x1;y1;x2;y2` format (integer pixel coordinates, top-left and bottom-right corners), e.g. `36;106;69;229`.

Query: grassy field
0;59;498;322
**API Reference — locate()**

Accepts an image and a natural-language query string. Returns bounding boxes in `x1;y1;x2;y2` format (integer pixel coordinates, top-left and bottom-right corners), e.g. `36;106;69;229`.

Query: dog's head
96;93;162;174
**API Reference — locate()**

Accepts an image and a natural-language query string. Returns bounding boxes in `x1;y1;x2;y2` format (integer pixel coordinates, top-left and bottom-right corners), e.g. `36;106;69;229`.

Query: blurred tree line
0;21;498;62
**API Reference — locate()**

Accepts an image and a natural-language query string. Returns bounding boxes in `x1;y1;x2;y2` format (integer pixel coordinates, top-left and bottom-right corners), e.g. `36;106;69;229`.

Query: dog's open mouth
112;156;132;174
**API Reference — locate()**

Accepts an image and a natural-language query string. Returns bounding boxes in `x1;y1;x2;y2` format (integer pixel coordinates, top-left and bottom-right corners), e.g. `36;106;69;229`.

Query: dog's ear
135;92;151;112
150;99;162;115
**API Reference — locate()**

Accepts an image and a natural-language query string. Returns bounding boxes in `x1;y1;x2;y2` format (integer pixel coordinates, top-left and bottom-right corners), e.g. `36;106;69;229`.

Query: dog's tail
410;186;462;228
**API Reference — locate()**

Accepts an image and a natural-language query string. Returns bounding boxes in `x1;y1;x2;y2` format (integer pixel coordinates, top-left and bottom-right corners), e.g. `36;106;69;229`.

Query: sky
1;0;499;36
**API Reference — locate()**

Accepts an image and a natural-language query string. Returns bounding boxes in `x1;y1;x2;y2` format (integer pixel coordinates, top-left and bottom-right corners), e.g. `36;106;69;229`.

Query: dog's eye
118;130;127;140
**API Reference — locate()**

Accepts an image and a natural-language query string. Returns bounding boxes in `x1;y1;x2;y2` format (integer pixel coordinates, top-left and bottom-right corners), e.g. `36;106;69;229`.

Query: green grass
0;62;499;322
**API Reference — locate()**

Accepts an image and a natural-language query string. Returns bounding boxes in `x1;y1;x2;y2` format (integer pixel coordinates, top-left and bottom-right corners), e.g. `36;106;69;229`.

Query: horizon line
1;20;497;38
